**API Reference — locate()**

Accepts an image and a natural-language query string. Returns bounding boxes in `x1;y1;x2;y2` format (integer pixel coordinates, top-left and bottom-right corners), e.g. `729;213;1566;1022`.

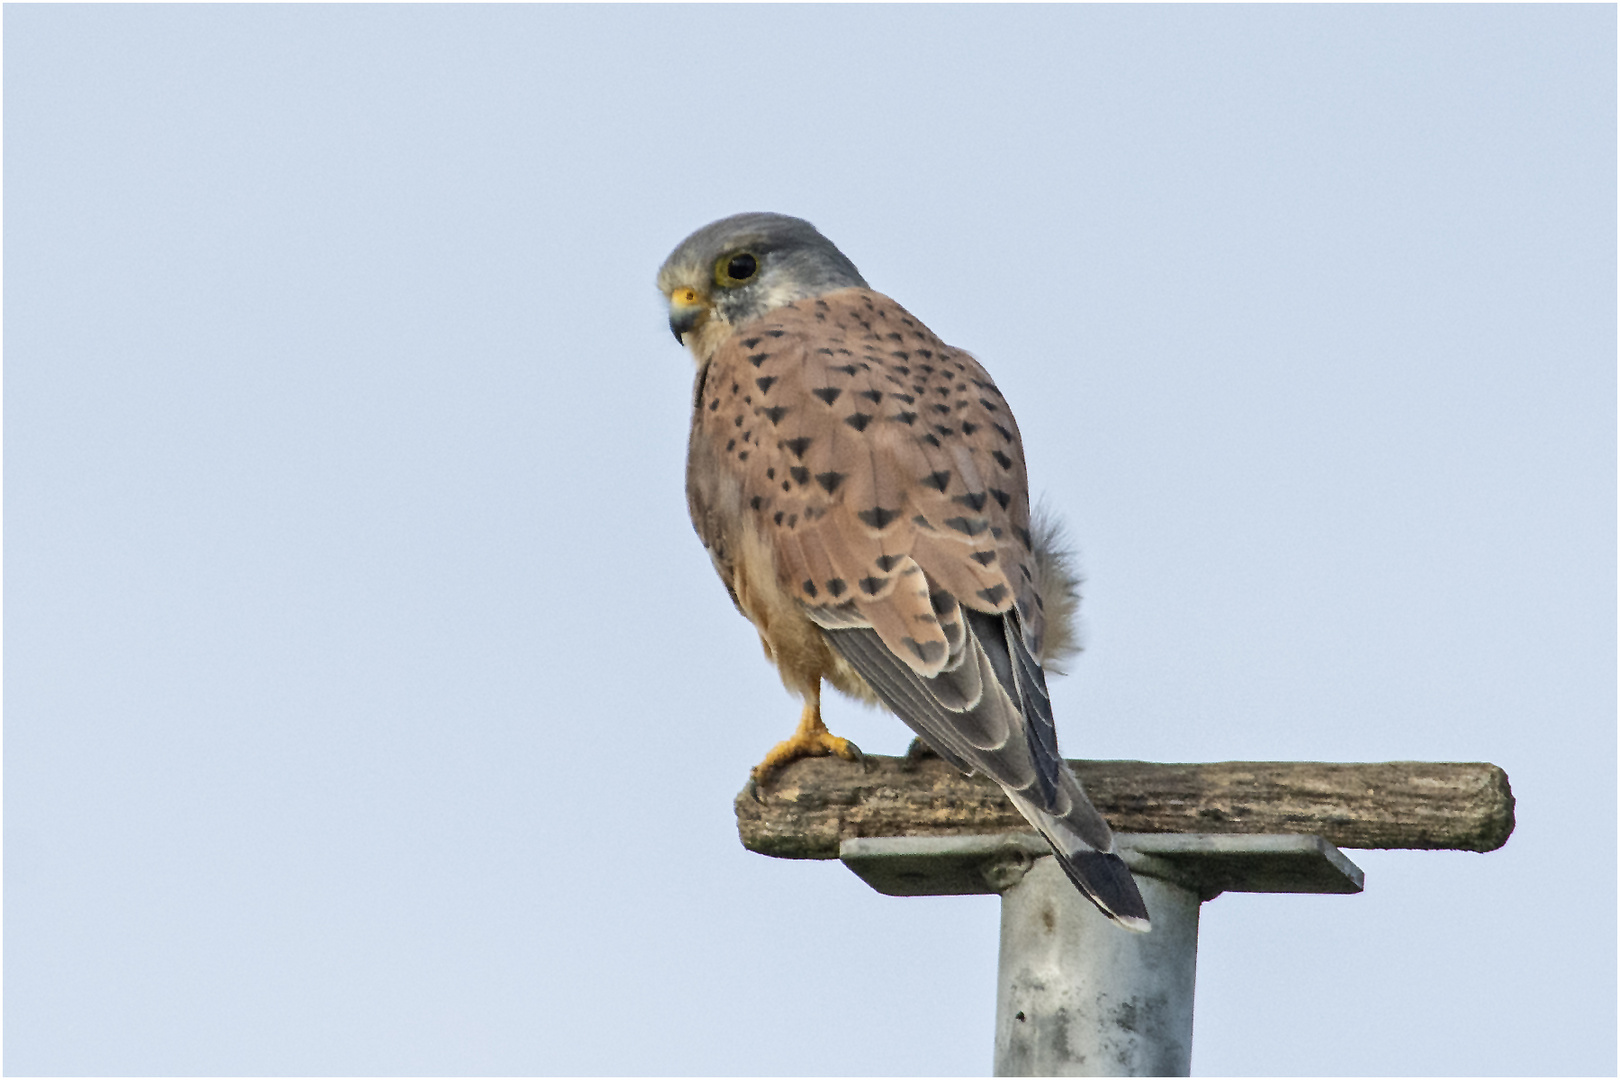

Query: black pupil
727;253;757;280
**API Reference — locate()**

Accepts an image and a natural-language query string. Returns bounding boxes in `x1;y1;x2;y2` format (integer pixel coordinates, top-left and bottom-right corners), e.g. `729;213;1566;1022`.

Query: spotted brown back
690;287;1047;671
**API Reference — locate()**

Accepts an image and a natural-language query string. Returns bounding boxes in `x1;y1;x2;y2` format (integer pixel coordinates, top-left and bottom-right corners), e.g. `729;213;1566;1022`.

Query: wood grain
735;756;1515;859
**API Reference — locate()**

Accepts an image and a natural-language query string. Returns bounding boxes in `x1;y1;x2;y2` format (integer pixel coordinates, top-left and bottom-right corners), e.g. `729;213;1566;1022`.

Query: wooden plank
734;756;1515;859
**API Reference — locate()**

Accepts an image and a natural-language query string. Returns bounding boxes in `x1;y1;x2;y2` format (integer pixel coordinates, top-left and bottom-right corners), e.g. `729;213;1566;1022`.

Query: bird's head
657;212;868;361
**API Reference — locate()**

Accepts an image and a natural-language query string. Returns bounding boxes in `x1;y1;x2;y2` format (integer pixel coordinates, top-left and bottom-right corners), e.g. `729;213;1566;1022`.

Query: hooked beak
667;286;709;344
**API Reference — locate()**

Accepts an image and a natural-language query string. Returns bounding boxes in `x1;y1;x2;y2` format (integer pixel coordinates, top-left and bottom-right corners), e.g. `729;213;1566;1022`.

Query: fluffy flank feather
1029;502;1083;675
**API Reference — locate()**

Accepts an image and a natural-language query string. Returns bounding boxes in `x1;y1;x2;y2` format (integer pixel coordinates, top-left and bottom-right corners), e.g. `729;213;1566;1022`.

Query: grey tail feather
822;612;1150;931
1058;850;1152;931
1029;501;1083;676
1012;792;1151;931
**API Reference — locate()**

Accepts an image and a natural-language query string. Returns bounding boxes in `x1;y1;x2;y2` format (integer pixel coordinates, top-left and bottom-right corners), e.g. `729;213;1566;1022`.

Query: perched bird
658;213;1150;931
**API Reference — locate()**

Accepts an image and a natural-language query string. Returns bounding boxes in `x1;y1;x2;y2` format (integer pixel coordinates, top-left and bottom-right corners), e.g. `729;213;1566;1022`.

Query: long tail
1007;780;1150;931
820;605;1150;930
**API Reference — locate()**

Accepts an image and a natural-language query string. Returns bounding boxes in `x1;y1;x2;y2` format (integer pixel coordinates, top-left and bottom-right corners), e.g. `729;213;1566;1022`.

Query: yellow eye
714;251;759;287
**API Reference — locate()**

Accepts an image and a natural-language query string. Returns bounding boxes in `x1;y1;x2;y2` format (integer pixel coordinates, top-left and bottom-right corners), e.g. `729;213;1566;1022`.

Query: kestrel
658;213;1150;930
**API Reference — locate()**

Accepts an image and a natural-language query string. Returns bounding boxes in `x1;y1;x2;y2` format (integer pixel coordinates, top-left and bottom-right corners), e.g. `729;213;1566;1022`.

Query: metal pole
992;856;1199;1077
838;832;1363;1077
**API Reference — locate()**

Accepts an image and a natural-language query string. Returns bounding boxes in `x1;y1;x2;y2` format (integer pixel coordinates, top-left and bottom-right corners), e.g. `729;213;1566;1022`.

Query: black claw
746;776;764;804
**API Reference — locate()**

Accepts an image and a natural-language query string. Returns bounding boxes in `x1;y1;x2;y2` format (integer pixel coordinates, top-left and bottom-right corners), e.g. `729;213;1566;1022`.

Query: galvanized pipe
838;831;1363;1076
992;856;1199;1077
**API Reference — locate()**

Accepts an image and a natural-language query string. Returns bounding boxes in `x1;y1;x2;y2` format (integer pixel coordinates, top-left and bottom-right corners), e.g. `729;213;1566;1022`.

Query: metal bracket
840;831;1364;900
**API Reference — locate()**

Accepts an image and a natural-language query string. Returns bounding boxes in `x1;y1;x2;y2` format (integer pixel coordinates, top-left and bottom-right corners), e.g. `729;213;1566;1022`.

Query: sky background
5;5;1614;1076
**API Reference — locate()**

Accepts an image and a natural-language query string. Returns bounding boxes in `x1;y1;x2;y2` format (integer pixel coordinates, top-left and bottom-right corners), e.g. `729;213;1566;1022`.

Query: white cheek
689;319;734;364
758;279;812;310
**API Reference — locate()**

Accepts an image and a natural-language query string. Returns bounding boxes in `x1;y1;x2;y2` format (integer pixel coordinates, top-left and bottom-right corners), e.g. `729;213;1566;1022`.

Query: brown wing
689;287;1045;674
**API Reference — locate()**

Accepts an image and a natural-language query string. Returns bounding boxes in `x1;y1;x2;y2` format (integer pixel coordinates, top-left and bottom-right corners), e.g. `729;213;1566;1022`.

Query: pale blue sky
6;5;1614;1075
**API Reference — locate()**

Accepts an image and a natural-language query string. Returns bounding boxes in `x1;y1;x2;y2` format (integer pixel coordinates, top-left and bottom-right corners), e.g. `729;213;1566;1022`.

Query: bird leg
749;683;863;796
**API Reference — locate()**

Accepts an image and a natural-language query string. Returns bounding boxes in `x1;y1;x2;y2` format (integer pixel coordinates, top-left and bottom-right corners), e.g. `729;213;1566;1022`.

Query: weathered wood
735;756;1515;859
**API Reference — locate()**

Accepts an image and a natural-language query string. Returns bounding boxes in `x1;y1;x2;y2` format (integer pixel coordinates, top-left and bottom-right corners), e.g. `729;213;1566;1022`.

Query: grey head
658;212;868;351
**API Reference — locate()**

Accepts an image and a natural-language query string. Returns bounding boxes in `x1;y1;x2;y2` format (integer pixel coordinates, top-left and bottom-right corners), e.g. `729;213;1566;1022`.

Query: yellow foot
748;698;864;801
756;725;863;774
